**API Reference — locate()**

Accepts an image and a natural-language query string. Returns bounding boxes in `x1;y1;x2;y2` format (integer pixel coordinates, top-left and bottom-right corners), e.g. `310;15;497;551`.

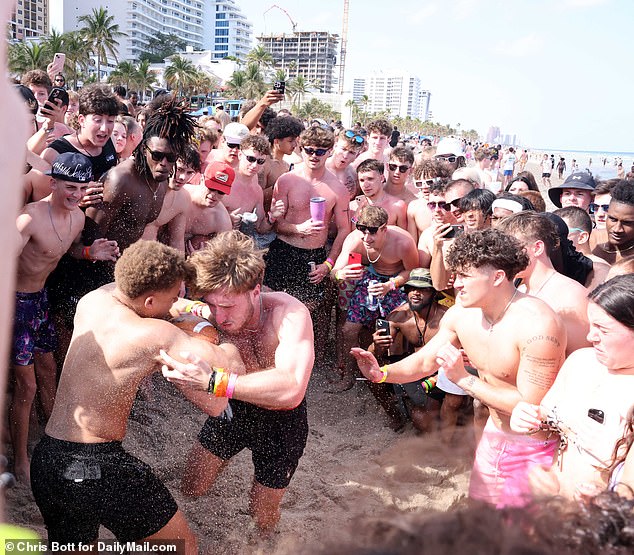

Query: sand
6;365;473;554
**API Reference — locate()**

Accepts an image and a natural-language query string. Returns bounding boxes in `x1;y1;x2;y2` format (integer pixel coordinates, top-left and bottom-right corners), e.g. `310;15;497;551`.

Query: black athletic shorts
30;435;178;545
198;399;308;489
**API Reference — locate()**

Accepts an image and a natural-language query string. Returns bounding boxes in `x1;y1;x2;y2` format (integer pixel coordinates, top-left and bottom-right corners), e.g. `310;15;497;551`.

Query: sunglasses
427;201;449;211
388;163;410;173
146;147;178;163
226;142;241;149
244;154;266;165
344;129;364;144
414;177;441;189
435;155;457;163
356;223;384;234
447;197;463;209
588;203;610;214
303;146;329;157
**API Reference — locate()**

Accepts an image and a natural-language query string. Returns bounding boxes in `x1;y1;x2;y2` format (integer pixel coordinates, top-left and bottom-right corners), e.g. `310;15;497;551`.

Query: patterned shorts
12;289;57;366
346;270;406;327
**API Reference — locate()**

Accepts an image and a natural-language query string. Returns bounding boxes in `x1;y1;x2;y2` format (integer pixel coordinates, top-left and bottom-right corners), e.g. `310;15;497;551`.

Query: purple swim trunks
12;288;57;366
346;267;406;327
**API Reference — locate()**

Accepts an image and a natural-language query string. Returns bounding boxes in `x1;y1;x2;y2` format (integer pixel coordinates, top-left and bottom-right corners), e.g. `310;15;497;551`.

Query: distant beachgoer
557;158;566;180
617;163;625;179
541;154;552;188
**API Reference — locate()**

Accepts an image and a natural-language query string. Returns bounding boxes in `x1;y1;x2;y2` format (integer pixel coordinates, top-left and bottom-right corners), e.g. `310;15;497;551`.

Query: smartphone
445;225;464;239
54;52;66;67
348;252;362;266
46;87;69;108
376;319;390;336
587;408;605;424
273;81;285;94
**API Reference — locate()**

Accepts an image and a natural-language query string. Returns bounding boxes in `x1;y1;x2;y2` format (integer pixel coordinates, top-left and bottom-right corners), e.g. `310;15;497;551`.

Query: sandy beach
7;360;473;554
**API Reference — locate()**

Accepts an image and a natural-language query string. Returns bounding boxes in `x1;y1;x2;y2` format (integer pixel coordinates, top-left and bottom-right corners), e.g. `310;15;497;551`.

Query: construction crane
338;0;349;95
263;4;297;33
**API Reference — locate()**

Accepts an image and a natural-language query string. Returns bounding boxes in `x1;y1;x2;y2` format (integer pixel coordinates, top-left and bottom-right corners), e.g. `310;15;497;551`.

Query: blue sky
238;0;631;152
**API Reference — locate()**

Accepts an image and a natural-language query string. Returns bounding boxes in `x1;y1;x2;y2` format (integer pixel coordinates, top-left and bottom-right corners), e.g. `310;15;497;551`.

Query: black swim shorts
30;435;178;545
198;399;308;489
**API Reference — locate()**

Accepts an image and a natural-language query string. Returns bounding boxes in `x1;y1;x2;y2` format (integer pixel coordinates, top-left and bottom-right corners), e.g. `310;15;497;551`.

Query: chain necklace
75;132;96;157
413;301;435;346
144;175;160;201
48;203;71;246
531;270;556;298
365;244;383;264
483;288;518;334
598;242;634;254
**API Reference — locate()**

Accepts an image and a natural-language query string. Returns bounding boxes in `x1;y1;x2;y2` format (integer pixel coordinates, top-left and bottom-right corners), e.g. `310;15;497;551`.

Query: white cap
435;137;465;157
223;122;250;144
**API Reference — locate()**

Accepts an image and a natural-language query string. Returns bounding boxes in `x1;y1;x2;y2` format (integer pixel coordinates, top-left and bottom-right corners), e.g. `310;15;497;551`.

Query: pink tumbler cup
310;197;326;222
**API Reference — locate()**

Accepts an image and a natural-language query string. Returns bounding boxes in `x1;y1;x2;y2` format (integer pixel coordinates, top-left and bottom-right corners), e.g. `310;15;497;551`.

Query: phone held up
273;80;285;95
348;252;362;266
445;225;464;239
376;318;390;336
44;87;69;112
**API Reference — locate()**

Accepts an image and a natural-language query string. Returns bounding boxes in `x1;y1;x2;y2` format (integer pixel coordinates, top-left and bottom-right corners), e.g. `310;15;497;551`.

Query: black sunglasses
447;197;463;209
356;223;384;234
245;154;266;165
388;163;410;173
344;129;364;144
146;147;178;163
303;146;329;157
588;203;610;214
226;142;241;149
427;201;449;211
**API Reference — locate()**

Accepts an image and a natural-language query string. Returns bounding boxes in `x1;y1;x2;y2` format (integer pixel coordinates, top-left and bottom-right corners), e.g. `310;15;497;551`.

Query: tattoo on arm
525;335;561;348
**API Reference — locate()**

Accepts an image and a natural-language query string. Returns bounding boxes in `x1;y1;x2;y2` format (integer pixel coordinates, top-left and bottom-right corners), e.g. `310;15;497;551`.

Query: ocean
529;149;634;180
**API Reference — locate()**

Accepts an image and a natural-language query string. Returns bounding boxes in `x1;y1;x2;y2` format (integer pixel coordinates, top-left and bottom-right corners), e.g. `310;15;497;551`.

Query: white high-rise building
49;0;252;67
353;70;429;120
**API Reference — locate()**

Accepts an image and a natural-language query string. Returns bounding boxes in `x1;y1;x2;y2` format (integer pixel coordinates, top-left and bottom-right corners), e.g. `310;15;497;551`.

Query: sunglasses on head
427;201;449;211
244;154;266;165
388;163;410;173
356;223;384;234
344;129;364;144
435;155;457;163
303;146;329;157
226;142;241;149
146;147;178;163
588;203;610;214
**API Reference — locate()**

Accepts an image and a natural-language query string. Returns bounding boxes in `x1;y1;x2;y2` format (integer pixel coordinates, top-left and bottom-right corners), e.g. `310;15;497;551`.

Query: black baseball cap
46;152;94;183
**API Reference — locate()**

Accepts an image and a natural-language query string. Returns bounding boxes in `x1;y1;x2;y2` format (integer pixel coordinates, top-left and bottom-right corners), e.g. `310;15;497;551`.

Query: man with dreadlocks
83;94;197;287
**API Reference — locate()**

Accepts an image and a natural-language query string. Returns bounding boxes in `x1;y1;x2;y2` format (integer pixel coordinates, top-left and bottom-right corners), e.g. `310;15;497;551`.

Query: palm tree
78;7;126;82
225;70;246;99
134;59;158;101
8;42;48;75
242;62;267;100
108;61;137;90
61;31;92;89
288;75;310;111
164;55;198;97
246;46;274;70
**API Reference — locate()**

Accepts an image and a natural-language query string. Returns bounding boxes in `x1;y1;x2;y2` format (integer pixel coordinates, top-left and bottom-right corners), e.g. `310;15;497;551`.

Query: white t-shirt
503;154;517;171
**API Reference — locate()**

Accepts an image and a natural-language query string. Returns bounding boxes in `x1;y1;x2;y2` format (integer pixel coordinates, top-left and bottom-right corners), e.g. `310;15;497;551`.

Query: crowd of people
8;58;634;553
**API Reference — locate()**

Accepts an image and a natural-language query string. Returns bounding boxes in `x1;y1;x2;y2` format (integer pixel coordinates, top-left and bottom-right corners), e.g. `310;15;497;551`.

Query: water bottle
367;279;379;311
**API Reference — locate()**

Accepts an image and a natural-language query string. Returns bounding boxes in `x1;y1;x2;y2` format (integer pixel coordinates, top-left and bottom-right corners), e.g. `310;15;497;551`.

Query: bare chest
222;182;258;213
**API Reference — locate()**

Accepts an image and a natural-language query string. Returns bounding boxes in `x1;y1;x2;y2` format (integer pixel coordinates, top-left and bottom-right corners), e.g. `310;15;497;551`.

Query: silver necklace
483;288;518;334
531;270;556;297
144;176;159;201
48;203;71;244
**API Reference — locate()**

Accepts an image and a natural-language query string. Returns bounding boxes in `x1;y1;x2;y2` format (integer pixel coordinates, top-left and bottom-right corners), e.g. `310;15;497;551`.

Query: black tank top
48;136;117;180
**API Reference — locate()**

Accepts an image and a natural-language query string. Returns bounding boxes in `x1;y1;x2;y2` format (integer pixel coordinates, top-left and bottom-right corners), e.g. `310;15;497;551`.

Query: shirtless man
353;159;407;228
511;274;634;500
207;122;250;169
370;268;448;432
159;231;314;534
385;147;417;204
554;206;611;290
12;153;118;482
30;240;241;553
142;144;199;251
592;181;634;264
352;118;392;169
265;127;350;311
260;115;304;210
84;95;196;289
183;160;233;252
332;206;419;390
352;229;567;508
418;182;459;270
498;212;591;355
326;128;366;200
221;135;279;237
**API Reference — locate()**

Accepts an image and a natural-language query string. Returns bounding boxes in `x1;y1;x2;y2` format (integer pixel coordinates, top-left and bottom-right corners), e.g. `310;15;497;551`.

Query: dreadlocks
133;94;197;180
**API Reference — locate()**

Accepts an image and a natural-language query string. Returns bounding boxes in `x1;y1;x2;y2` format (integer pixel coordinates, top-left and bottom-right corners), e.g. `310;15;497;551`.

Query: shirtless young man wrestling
30;240;242;554
351;229;567;508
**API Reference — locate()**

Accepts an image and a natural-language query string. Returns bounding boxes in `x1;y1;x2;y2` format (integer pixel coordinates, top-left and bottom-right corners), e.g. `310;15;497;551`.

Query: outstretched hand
350;348;383;382
159;349;210;391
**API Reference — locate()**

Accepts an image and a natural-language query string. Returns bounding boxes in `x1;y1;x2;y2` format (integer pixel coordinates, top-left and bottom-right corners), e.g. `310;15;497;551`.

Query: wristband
334;269;343;281
326;257;335;266
377;364;388;383
213;370;229;397
185;300;203;314
323;260;333;271
389;277;397;290
226;373;238;399
83;246;92;260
